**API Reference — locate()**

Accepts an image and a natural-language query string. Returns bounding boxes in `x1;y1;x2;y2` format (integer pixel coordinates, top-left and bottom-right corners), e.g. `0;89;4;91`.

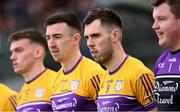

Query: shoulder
81;57;104;69
81;57;99;65
46;68;57;74
38;68;58;82
153;50;170;74
79;57;106;79
126;56;154;79
82;56;106;72
44;68;58;76
155;50;170;64
0;83;17;97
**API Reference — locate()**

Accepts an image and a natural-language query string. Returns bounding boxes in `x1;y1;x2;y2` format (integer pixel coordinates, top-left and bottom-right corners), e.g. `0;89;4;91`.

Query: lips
156;31;164;37
12;62;18;68
90;50;98;57
50;49;59;57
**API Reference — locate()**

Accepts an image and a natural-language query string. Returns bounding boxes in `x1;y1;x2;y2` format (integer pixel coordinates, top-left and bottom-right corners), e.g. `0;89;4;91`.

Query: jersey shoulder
125;56;154;79
0;83;17;96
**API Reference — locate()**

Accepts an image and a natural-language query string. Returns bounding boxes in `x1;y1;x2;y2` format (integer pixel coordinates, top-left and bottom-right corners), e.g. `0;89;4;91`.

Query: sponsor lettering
52;98;77;110
98;102;119;112
155;81;178;92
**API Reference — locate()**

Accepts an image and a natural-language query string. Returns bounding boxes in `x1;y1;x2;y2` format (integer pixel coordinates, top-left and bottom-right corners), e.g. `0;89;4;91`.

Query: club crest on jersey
35;88;44;98
71;80;80;91
158;62;164;69
115;80;124;92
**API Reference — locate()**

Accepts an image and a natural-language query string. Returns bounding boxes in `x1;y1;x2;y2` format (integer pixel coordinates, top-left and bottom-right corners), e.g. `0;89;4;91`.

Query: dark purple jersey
154;49;180;111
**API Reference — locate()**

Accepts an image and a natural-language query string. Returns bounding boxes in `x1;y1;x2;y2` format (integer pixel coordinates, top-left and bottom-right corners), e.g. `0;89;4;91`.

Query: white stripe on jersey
156;75;180;78
17;101;51;109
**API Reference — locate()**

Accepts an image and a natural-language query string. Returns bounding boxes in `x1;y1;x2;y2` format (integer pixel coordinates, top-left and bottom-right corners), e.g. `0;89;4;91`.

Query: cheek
163;20;178;33
21;52;34;63
100;41;111;53
165;24;179;39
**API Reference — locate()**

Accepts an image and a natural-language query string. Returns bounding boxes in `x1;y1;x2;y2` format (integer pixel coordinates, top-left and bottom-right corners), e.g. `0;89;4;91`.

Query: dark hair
8;28;48;52
44;12;82;34
150;0;180;18
82;8;123;31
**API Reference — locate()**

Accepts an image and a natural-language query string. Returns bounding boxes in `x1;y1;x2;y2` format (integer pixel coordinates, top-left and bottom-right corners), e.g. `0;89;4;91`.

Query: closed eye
157;16;167;21
53;34;62;39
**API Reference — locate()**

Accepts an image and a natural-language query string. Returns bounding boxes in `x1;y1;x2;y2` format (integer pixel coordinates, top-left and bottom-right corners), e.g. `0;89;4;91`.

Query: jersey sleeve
134;71;156;110
75;68;106;101
0;84;18;111
6;94;17;111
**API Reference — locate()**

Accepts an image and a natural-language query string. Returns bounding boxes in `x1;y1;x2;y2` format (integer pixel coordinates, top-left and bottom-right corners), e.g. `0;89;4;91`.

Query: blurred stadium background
0;0;164;91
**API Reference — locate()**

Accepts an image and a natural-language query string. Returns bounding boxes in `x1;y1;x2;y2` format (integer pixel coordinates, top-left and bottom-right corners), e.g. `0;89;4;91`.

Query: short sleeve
135;72;156;110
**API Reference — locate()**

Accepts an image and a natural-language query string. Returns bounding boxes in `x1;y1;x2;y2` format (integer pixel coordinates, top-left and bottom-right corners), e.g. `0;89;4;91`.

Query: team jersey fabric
51;56;106;111
0;83;17;111
16;68;57;111
98;55;156;111
154;49;180;111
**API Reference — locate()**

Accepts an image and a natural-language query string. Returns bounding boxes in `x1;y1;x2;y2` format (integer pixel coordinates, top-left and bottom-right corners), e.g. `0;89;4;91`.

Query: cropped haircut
82;8;123;32
44;12;82;35
150;0;180;18
8;28;48;52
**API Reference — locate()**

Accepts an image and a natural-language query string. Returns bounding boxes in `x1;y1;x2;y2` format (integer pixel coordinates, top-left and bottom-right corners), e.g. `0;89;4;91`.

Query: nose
87;37;95;49
152;20;160;30
48;37;56;48
10;52;16;61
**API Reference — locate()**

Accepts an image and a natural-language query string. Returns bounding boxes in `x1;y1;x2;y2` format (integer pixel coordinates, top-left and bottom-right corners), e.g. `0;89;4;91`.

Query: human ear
34;47;44;58
72;33;81;45
111;28;121;42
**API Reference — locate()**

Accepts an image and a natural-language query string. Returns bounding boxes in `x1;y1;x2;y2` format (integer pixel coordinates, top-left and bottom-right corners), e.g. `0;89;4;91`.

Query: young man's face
152;3;180;51
10;39;36;74
84;19;113;64
46;23;74;62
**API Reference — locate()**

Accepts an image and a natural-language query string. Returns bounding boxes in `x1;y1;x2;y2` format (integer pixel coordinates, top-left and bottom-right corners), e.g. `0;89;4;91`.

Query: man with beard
83;8;157;111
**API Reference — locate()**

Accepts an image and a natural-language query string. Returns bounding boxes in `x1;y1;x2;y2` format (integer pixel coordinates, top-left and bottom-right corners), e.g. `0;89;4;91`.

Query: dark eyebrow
84;33;100;40
90;33;100;37
10;46;23;52
52;34;63;37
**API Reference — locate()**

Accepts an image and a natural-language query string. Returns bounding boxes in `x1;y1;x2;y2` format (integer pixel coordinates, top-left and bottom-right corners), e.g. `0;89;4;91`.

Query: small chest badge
115;80;124;92
71;80;80;91
35;88;44;98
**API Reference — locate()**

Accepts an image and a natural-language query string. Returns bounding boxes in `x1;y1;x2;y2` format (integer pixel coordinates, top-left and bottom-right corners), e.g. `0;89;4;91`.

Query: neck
104;45;126;73
169;44;180;52
61;50;81;72
23;62;46;82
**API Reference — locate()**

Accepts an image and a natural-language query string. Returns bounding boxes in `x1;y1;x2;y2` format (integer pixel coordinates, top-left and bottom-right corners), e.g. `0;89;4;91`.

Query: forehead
46;22;69;35
153;3;172;18
10;38;31;50
84;19;106;35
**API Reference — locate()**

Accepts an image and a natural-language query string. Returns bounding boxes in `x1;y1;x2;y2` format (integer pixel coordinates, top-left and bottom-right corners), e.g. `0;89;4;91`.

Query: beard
94;40;113;64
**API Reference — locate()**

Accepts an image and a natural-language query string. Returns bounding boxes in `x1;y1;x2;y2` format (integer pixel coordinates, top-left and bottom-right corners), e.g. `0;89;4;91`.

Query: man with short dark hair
9;29;57;111
44;12;106;111
83;8;157;111
150;0;180;111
